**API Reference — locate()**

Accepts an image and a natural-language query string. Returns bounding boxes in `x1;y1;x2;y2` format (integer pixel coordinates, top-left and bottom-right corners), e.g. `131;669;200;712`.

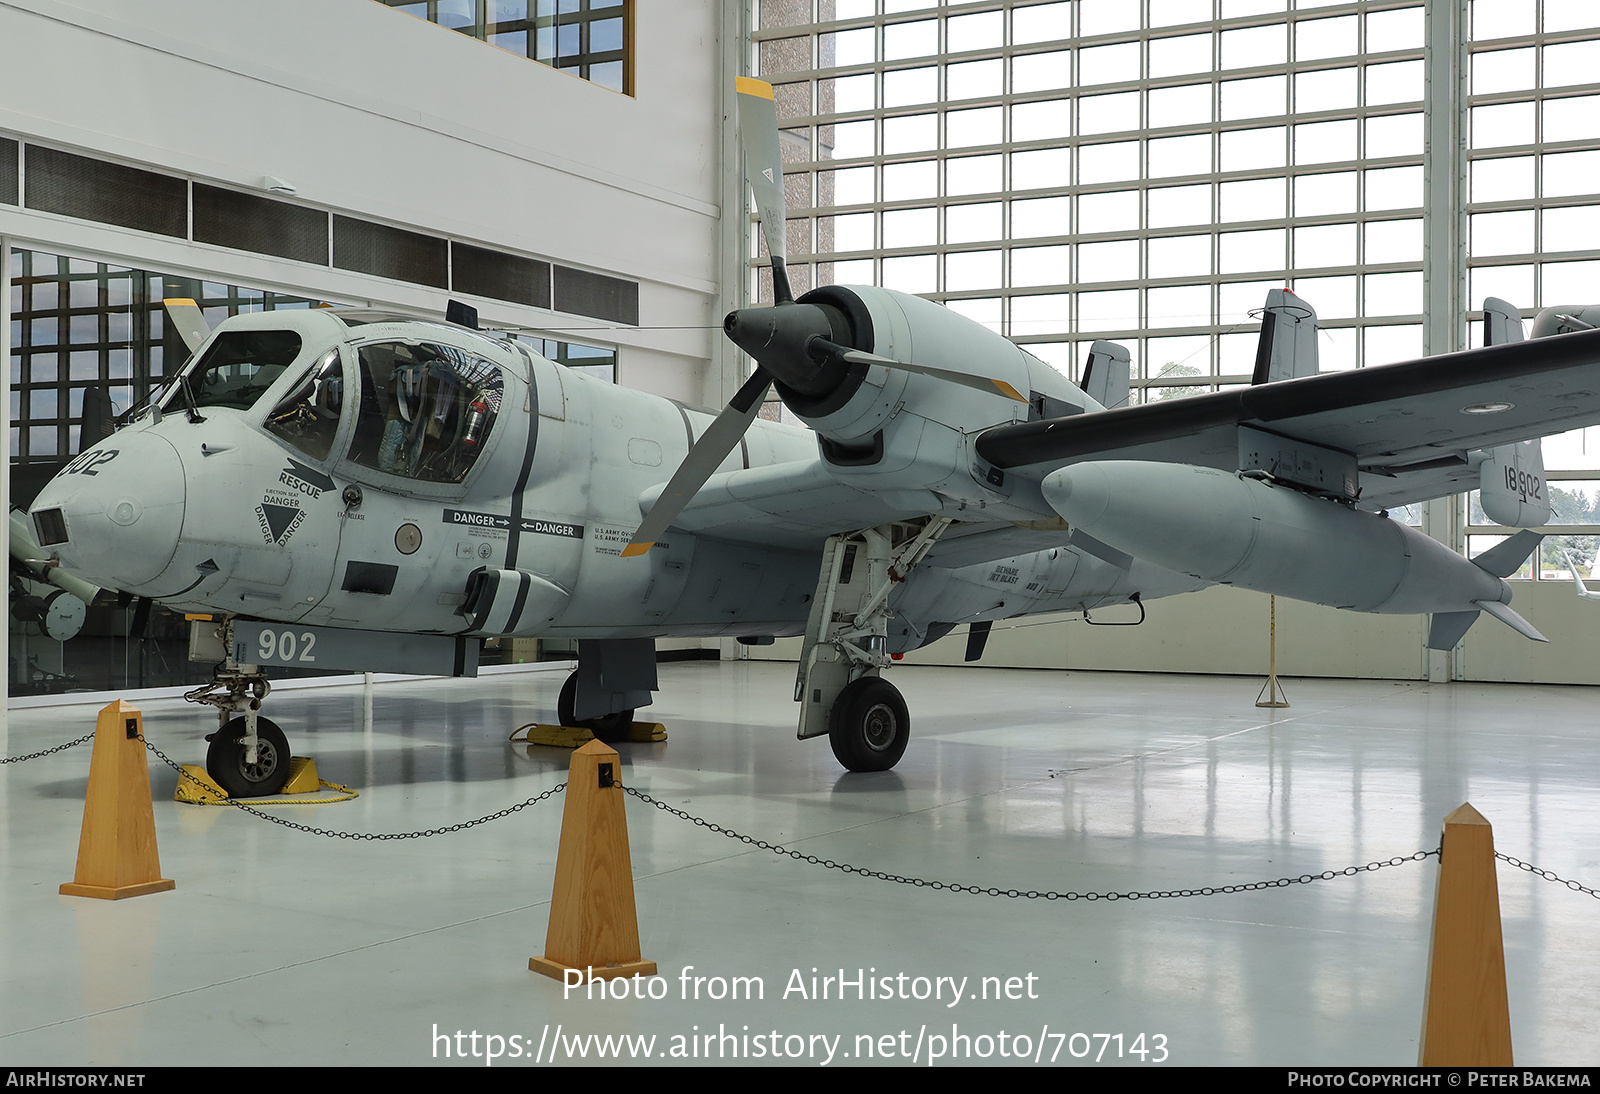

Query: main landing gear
554;638;657;742
557;671;634;742
826;675;910;772
795;517;949;773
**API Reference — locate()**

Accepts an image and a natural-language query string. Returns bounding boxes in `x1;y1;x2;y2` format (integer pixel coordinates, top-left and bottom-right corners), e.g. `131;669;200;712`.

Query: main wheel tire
828;676;910;772
557;673;634;742
206;716;292;798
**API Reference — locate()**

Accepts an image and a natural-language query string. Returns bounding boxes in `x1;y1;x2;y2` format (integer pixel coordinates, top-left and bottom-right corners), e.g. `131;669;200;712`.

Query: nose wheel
206;716;292;798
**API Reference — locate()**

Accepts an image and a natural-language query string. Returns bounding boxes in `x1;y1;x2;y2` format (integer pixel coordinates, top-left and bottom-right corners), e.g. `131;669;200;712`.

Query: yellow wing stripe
736;77;775;100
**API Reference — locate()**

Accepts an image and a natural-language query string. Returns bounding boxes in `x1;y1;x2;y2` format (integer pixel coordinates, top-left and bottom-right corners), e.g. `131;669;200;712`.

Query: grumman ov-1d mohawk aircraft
25;77;1600;796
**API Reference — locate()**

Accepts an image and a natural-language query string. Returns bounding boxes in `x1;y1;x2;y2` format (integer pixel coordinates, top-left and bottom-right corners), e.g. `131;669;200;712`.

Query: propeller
163;298;211;354
620;78;1025;559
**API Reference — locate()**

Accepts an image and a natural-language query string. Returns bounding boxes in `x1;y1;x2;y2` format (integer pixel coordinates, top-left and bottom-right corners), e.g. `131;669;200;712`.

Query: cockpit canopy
172;319;507;486
346;341;502;484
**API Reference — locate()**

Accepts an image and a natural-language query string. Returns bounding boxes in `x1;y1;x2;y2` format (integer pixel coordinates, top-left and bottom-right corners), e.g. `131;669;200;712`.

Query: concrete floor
0;660;1596;1068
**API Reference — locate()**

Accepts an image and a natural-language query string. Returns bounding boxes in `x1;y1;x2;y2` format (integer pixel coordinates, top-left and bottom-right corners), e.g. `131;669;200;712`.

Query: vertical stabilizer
1478;301;1549;528
1080;339;1130;410
1251;289;1319;384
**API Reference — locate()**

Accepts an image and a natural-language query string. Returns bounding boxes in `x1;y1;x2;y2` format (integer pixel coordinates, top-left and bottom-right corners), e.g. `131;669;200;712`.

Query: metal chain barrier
1496;852;1600;900
622;784;1438;901
0;731;96;764
24;730;1584;899
138;735;565;840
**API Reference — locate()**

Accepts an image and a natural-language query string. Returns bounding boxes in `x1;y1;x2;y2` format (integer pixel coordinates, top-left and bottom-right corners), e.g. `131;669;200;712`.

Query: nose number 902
256;628;318;664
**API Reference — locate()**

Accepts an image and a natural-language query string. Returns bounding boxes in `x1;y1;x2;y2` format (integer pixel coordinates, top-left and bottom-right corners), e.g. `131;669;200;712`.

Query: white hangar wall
746;580;1600;686
0;0;736;401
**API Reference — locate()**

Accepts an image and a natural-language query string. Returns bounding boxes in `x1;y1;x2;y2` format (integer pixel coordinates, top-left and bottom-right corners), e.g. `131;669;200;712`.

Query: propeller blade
812;339;1029;403
163;298;210;353
735;77;793;305
622;369;774;557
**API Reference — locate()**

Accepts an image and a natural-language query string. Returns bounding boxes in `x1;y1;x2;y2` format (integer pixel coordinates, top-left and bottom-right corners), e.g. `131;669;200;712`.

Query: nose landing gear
205;716;291;798
184;634;291;797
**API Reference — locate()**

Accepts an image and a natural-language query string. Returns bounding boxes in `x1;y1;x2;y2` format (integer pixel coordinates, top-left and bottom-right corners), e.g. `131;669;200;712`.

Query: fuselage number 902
257;628;318;664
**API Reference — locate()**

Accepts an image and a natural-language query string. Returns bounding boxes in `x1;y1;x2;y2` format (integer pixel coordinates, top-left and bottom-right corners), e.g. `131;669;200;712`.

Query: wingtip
621;541;654;558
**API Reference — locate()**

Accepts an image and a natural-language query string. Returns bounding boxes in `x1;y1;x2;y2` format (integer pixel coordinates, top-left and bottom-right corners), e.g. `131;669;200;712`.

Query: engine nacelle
780;286;1093;512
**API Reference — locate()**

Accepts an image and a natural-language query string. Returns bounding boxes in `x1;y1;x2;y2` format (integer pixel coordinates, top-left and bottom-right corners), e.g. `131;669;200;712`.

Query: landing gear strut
184;619;291;797
796;517;950;772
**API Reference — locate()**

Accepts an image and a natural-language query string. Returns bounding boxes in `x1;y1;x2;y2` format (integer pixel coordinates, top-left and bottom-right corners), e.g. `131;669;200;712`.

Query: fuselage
29;306;1205;650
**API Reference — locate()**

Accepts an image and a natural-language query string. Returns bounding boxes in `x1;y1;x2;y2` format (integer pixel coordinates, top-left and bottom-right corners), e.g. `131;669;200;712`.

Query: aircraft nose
29;433;185;590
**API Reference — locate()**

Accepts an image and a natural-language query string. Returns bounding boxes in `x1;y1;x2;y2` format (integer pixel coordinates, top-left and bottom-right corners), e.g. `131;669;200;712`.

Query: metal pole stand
1255;595;1290;708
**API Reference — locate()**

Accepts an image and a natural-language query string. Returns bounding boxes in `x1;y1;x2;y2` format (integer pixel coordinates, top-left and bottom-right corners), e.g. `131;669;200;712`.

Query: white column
1422;0;1471;682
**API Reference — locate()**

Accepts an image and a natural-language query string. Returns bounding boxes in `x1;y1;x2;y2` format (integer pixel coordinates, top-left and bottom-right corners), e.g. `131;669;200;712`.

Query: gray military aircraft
24;78;1600;795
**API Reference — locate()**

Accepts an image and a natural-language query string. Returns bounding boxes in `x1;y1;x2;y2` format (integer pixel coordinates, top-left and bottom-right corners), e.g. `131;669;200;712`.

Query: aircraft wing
637;459;940;549
976;328;1600;512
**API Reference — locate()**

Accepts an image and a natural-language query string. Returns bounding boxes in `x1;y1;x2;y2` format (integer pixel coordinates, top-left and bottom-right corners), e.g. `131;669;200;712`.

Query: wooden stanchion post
530;739;656;983
1419;802;1512;1066
59;700;175;900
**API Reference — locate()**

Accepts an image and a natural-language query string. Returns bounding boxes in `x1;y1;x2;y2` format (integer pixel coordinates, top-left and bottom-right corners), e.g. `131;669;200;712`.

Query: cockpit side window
265;347;345;461
180;330;304;410
348;342;502;484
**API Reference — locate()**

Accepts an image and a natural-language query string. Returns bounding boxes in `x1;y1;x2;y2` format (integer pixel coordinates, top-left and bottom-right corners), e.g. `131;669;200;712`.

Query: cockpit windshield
177;330;304;411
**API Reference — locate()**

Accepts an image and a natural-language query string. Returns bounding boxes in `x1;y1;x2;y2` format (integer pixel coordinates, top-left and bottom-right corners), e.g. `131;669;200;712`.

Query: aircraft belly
889;546;1210;651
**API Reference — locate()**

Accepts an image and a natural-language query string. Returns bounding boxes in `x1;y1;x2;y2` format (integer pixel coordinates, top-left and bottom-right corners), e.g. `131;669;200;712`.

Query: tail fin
1080;340;1131;410
1426;531;1547;650
1479;300;1550;527
1252;289;1319;384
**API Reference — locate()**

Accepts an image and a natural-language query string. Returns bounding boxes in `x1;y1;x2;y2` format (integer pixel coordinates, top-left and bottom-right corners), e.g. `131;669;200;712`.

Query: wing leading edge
976;327;1600;511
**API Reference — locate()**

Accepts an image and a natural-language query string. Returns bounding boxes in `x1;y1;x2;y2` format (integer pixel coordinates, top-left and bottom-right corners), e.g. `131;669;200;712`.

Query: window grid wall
375;0;632;94
754;0;1600;577
1463;0;1600;576
754;0;1441;398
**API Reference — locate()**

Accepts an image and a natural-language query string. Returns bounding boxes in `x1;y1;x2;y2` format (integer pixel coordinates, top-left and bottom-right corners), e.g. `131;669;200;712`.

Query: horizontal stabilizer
1471;528;1543;578
1428;610;1479;651
1562;550;1600;601
1476;598;1548;643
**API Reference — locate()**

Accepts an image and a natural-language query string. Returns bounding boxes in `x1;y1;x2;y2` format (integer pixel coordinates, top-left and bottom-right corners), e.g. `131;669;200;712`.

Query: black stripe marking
504;571;532;634
504;348;542;571
675;402;695;452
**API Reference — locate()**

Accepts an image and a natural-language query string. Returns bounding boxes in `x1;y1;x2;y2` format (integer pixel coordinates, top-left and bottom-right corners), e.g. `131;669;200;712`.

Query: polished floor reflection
2;662;1596;1066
